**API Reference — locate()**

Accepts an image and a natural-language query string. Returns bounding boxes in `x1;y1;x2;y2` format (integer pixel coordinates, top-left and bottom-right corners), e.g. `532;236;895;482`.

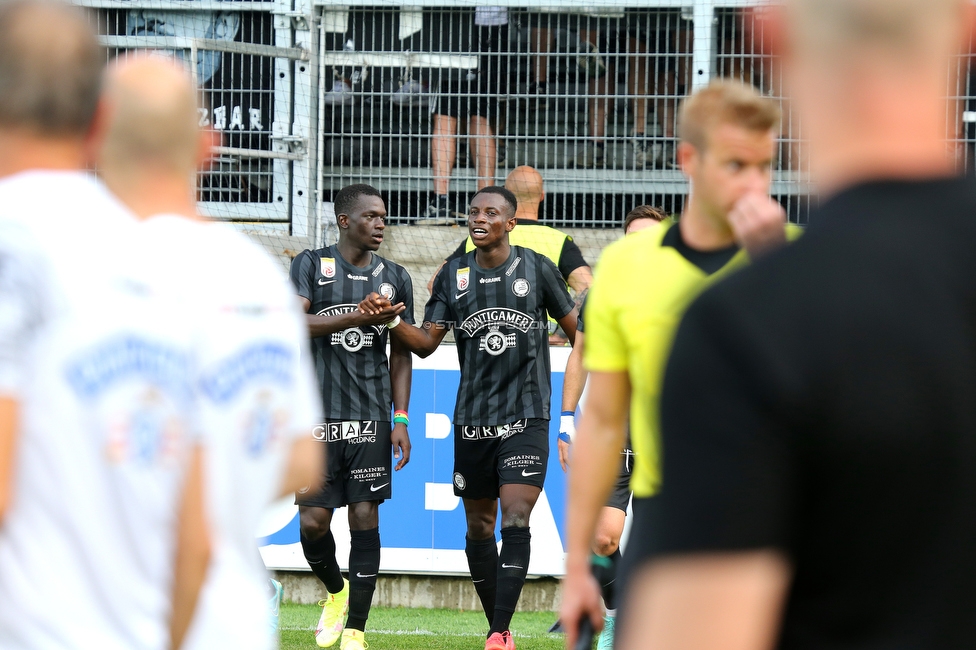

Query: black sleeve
445;239;469;262
289;249;315;303
423;259;454;328
398;267;416;325
558;236;589;280
539;255;576;321
646;287;796;557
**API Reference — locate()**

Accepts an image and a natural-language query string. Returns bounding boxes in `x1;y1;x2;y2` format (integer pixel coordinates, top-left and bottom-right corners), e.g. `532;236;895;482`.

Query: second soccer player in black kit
360;186;578;650
290;184;413;650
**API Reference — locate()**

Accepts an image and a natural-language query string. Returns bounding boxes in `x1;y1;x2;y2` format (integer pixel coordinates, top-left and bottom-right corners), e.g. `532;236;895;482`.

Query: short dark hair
471;186;518;217
333;184;383;219
624;205;668;232
0;0;104;135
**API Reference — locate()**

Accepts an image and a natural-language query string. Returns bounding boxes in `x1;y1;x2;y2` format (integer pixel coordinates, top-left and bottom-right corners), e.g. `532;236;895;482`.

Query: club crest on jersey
333;327;375;352
512;278;531;297
378;282;396;301
480;328;517;356
457;267;470;291
320;257;336;279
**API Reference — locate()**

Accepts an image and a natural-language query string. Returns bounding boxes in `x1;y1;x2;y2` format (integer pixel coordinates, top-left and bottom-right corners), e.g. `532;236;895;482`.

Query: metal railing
83;0;317;248
79;0;976;245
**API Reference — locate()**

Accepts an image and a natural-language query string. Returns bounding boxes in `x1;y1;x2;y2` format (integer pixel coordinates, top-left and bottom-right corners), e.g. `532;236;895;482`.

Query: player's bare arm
170;444;211;650
556;308;579;348
0;396;17;522
561;370;631;649
279;436;324;498
558;330;586;472
616;552;791;650
567;266;593;294
728;192;787;259
300;295;405;337
359;291;451;358
389;335;412;471
391;318;450;358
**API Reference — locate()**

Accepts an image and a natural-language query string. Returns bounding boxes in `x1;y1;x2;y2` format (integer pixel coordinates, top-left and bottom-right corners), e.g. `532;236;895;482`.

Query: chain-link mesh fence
75;0;976;293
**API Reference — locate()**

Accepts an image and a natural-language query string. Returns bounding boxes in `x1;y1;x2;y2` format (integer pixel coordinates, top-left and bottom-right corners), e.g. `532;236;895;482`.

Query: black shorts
432;25;509;119
452;418;549;500
605;447;634;512
616;494;657;631
296;419;392;509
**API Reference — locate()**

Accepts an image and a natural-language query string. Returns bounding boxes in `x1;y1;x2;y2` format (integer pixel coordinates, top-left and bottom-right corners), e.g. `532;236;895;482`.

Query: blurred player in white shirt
0;2;209;648
96;55;324;650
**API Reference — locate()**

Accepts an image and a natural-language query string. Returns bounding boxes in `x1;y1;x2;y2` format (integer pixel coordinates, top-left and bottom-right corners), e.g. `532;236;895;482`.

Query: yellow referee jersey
584;222;801;497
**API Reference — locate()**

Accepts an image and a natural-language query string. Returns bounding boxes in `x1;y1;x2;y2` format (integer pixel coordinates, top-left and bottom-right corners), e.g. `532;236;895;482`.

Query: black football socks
347;527;381;632
301;528;345;594
465;534;499;625
489;526;531;636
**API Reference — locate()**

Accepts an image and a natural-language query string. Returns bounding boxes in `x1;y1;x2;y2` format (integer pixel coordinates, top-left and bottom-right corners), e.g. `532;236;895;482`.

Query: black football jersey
291;245;414;421
425;245;575;426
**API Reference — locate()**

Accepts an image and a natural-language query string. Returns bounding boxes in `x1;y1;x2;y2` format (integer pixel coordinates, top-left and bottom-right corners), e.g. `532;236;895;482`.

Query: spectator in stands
528;8;652;169
422;7;508;224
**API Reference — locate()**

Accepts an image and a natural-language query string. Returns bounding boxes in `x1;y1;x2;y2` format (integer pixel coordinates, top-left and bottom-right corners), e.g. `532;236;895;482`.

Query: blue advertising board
258;346;575;576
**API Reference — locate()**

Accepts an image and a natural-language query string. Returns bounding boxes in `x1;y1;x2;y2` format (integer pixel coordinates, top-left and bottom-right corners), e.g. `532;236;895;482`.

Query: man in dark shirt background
617;1;976;649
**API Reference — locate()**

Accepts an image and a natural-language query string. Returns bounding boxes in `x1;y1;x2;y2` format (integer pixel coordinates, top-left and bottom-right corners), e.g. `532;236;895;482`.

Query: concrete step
275;571;562;612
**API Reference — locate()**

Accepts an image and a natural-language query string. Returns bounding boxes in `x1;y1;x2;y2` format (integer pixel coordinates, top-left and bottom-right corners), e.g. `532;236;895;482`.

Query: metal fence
83;0;316;254
315;0;811;230
79;0;976;247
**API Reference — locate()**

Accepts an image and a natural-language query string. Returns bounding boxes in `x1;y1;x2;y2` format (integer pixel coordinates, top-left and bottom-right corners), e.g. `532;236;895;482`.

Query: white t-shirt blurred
0;172;199;650
143;216;321;650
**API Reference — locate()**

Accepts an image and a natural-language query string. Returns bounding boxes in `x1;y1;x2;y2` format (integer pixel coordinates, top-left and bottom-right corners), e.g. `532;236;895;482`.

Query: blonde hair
677;80;781;152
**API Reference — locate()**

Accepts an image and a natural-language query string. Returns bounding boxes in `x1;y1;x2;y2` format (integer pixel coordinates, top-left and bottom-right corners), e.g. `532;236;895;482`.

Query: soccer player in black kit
360;186;578;650
289;184;413;650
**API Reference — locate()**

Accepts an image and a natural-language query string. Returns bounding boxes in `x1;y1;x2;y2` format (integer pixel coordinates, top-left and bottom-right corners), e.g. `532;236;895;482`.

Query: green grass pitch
279;603;566;649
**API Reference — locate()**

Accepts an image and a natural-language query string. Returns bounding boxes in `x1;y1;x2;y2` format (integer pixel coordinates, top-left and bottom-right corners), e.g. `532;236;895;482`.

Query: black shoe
416;201;464;225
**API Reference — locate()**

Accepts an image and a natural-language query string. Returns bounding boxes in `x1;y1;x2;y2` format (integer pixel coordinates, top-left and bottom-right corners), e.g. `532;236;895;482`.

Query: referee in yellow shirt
559;80;800;650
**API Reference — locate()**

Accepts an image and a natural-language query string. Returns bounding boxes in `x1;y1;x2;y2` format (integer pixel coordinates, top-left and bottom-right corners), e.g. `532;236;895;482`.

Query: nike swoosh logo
455;291;469;299
501;563;523;569
521;470;541;477
318;279;336;285
472;579;485;583
370;482;390;492
356;572;377;578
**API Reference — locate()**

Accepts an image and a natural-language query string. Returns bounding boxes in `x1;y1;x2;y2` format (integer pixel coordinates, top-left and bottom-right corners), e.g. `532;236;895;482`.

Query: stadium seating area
85;1;976;231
